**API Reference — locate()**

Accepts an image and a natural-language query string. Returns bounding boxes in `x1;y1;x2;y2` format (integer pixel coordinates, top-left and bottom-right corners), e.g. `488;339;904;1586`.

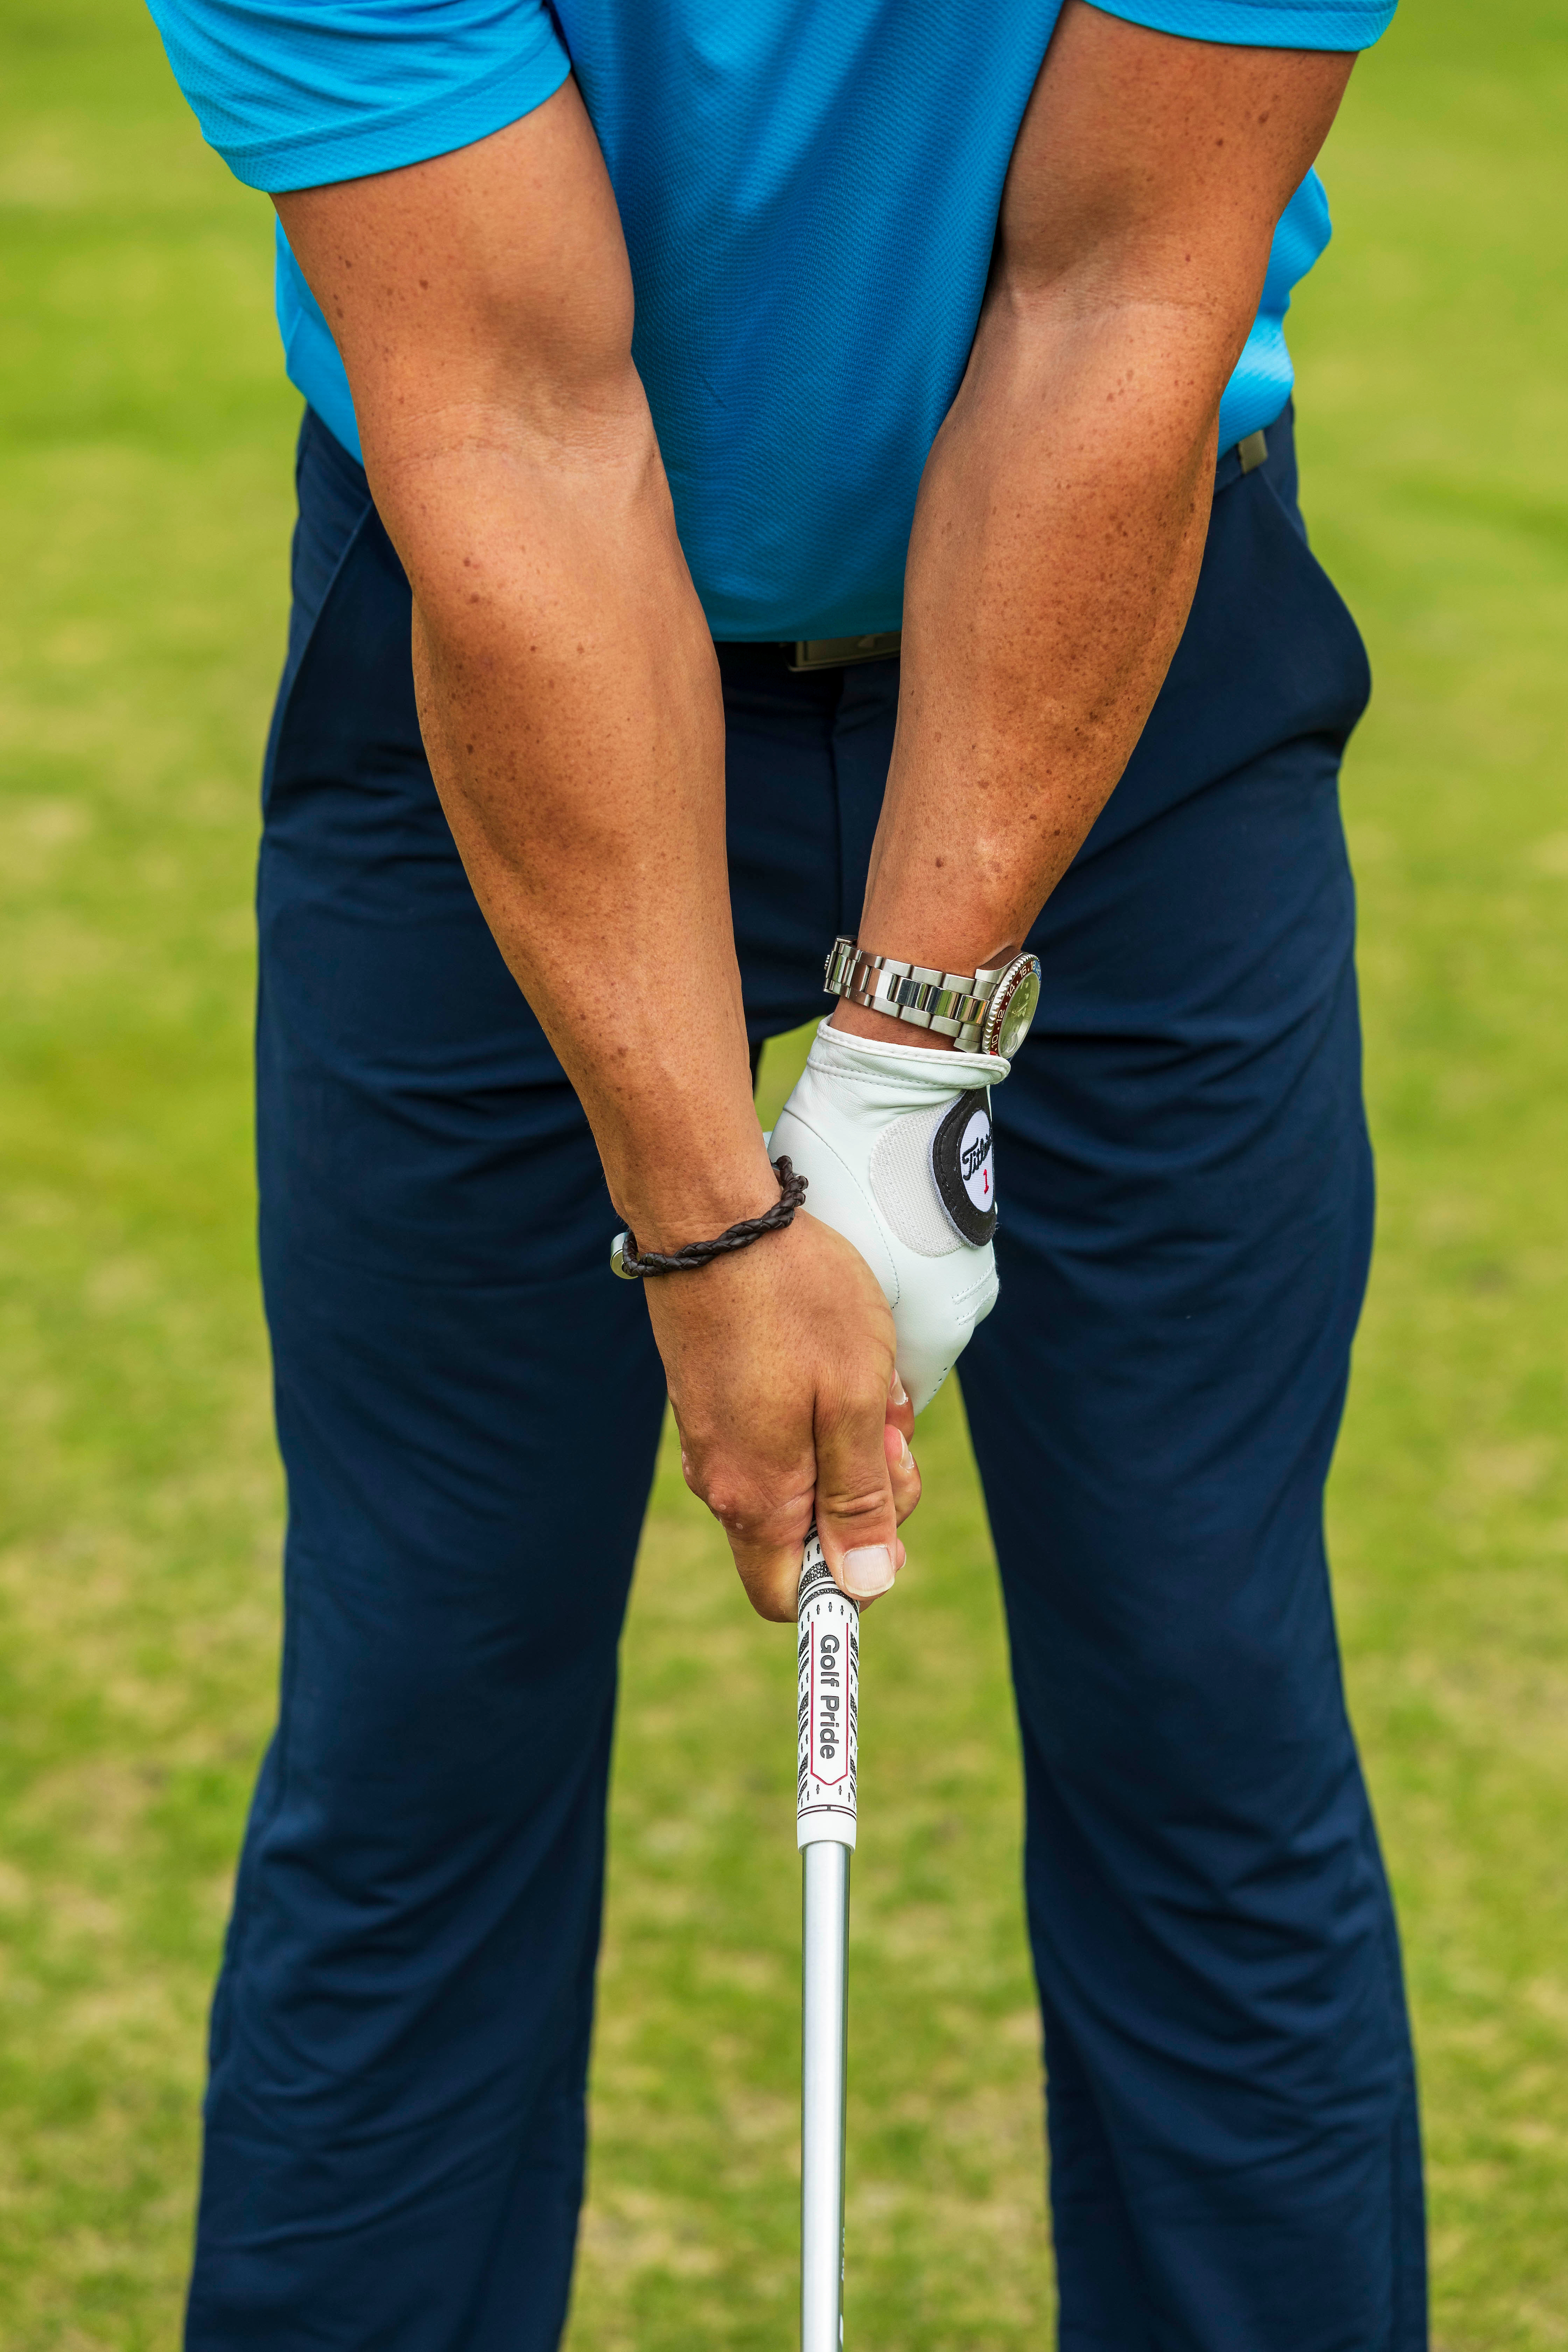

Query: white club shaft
797;1531;859;2351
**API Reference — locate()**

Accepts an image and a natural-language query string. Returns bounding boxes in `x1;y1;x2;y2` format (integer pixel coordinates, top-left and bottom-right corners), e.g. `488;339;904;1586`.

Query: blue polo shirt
147;0;1394;639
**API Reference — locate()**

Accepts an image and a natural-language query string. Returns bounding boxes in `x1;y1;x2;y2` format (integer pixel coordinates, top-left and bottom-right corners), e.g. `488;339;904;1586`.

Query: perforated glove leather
769;1020;1009;1414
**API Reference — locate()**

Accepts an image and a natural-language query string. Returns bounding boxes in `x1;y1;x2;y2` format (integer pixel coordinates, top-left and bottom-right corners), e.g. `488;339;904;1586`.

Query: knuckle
698;1466;811;1541
816;1480;890;1531
679;1446;714;1504
820;1381;896;1448
701;1480;750;1530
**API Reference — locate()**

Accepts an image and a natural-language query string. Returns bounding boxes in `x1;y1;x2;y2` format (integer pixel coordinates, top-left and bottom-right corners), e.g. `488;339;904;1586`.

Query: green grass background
1;0;1565;2342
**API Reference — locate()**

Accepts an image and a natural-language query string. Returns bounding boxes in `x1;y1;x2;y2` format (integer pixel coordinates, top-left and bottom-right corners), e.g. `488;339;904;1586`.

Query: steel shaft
801;1838;850;2352
797;1529;858;2349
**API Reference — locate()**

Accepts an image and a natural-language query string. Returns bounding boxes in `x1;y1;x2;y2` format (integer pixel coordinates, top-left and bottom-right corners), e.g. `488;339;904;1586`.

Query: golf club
796;1528;860;2352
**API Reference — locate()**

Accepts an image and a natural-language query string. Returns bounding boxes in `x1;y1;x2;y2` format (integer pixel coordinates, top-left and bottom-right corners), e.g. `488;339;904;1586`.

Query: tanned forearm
278;87;776;1255
835;2;1354;1041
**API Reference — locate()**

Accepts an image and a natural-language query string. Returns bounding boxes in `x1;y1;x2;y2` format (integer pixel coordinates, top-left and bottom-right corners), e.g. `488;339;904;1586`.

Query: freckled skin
833;10;1350;1026
274;11;1351;1614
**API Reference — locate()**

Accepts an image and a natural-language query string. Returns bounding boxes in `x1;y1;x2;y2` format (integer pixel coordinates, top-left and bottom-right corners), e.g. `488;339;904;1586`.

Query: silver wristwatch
824;936;1041;1058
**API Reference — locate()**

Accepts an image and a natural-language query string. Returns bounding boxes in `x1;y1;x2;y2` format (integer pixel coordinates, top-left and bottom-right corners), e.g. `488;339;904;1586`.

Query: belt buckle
787;633;902;673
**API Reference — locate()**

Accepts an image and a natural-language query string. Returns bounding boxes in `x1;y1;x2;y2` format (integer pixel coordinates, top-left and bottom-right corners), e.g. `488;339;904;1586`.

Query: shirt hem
1084;0;1396;49
218;38;571;194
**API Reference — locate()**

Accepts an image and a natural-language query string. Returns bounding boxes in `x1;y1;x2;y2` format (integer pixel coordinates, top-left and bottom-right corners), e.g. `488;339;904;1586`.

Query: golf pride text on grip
796;1530;859;1850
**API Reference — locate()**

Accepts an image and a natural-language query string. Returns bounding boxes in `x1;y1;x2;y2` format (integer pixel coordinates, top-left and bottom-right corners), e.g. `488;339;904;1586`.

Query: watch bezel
980;954;1041;1058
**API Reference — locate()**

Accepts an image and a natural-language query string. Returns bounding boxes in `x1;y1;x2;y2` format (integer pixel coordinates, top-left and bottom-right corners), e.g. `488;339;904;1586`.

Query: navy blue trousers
186;406;1426;2352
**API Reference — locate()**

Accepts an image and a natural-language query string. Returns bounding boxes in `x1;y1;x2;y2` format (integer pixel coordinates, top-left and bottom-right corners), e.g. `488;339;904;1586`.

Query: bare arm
276;85;917;1622
277;89;758;1237
834;0;1355;1035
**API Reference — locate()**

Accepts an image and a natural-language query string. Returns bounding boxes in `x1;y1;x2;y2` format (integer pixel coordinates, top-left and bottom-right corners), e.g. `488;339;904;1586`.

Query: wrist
613;1134;782;1257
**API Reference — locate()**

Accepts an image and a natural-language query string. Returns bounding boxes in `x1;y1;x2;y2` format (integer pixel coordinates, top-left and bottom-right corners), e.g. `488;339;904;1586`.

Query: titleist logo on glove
769;1021;1010;1412
932;1095;996;1246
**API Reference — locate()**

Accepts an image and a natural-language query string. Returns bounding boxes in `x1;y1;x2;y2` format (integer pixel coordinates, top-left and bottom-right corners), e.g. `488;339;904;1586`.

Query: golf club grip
796;1529;859;1850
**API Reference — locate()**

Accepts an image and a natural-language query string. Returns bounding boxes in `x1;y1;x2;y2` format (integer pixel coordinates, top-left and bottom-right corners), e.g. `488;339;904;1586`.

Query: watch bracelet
823;937;996;1049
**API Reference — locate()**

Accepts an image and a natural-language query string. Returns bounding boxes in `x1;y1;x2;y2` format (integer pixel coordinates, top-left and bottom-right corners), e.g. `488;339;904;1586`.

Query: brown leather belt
783;425;1272;673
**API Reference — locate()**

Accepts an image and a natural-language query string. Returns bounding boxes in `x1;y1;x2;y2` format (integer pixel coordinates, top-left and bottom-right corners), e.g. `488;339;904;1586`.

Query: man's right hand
646;1212;921;1622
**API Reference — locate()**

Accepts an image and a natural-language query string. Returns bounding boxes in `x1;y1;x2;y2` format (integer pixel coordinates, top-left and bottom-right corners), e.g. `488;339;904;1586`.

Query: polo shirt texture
147;0;1396;638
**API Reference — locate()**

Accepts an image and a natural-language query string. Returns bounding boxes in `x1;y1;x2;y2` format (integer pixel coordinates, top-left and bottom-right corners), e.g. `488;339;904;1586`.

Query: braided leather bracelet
611;1156;808;1279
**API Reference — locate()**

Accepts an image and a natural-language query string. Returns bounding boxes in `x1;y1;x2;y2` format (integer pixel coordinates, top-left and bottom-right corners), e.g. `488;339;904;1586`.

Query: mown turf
0;0;1564;2344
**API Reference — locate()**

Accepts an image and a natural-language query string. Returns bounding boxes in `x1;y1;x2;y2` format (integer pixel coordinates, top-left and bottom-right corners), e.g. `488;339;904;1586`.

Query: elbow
989;212;1278;388
361;331;651;487
978;240;1272;441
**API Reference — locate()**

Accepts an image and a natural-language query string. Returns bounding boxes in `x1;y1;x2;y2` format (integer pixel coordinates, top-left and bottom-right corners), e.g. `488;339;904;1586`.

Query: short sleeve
1085;0;1395;49
144;0;572;193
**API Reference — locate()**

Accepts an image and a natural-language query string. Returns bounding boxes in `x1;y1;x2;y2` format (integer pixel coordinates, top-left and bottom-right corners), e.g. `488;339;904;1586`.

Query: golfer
146;0;1421;2344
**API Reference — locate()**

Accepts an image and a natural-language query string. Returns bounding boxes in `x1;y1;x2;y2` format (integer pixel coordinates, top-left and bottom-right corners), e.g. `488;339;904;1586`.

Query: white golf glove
769;1020;1009;1414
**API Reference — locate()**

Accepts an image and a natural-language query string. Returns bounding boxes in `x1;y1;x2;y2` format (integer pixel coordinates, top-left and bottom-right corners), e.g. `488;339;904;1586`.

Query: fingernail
890;1372;908;1406
842;1544;895;1598
899;1433;913;1469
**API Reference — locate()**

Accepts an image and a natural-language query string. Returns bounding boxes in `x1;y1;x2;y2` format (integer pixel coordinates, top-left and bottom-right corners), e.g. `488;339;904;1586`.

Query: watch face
985;956;1041;1059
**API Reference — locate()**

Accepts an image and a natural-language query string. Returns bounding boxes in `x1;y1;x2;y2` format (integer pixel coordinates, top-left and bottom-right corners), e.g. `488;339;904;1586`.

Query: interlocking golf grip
797;1531;858;2352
